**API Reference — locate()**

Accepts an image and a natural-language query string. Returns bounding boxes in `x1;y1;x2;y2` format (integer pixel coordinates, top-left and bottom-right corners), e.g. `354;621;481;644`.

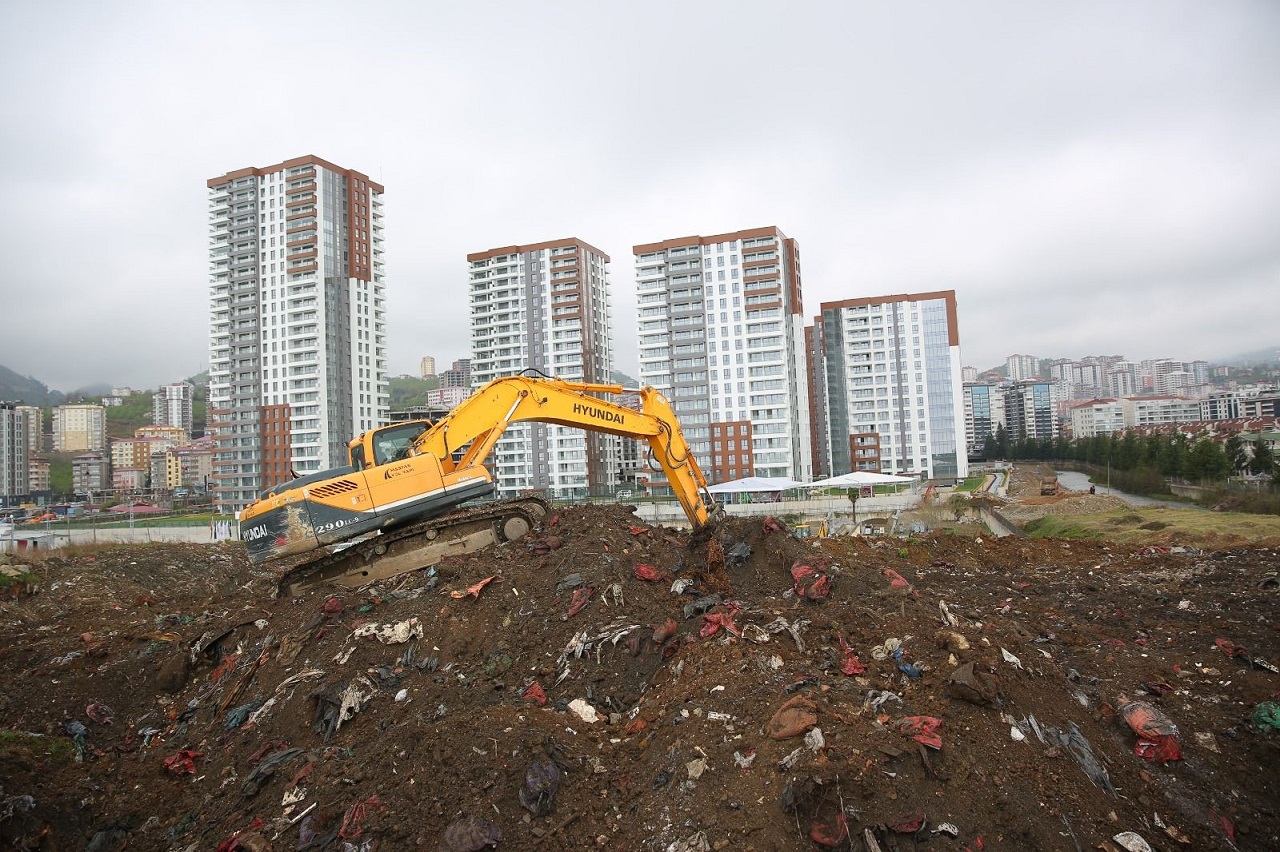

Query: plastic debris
449;576;496;600
894;716;943;749
633;562;662;582
871;637;902;660
522;681;548;706
932;823;960;837
809;814;849;847
883;567;911;588
519;755;561;816
1000;647;1023;669
790;559;833;600
224;699;262;730
438;815;502;852
162;749;203;776
683;593;723;620
1119;697;1182;763
85;702;114;725
1112;831;1154;852
838;633;866;675
804;727;825;752
891;813;925;833
563;586;595;619
733;749;756;769
568;698;600;723
353;618;424;644
1252;700;1280;732
768;693;818;739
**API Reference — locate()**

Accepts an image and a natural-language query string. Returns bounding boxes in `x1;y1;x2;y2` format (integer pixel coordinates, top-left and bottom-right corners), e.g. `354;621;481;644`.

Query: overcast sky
1;0;1277;392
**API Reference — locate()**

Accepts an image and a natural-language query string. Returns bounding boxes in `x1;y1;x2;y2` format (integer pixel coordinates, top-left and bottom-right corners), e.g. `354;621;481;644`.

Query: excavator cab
352;420;433;469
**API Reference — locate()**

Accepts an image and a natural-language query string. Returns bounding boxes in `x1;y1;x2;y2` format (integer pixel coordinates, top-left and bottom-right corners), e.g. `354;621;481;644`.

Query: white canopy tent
707;476;807;494
807;471;917;488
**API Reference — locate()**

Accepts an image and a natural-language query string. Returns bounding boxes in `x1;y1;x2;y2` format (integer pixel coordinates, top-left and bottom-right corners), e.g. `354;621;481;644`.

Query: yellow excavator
240;374;719;595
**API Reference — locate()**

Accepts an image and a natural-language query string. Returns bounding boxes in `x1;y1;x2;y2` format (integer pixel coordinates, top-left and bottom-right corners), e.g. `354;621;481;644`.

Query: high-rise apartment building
207;156;387;512
1;401;31;507
153;381;195;435
962;383;1005;458
419;356;437;379
15;406;43;455
53;404;106;452
1005;354;1040;381
467;238;616;498
633;227;811;484
1003;382;1059;441
815;291;966;480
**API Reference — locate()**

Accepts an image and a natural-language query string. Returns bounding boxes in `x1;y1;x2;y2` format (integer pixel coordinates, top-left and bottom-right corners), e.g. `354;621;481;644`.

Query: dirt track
1;504;1277;851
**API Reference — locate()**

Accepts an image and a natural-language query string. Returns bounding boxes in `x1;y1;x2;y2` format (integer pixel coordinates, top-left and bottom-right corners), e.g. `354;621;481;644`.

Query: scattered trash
871;637;902;661
894;716;943;749
568;698;600;723
733;749;756;769
519;755;561;816
790;559;833;600
162;749;203;776
883;568;911;588
1252;700;1280;732
768;693;818;739
522;682;548;706
1000;647;1023;670
838;633;866;675
563;586;596;619
84;702;114;725
438;815;502;852
450;576;497;600
1112;831;1154;852
932;822;960;837
353;618;424;644
1119;697;1182;763
633;563;663;582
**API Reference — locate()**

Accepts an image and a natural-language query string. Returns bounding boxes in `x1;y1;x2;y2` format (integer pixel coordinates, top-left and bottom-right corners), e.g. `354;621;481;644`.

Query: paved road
1054;470;1203;510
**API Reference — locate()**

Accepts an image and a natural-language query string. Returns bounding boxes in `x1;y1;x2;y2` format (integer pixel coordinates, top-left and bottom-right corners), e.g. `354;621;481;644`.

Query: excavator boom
239;375;718;593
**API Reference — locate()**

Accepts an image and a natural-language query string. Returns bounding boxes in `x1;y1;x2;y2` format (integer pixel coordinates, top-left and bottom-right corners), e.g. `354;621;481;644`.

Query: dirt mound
1;510;1277;851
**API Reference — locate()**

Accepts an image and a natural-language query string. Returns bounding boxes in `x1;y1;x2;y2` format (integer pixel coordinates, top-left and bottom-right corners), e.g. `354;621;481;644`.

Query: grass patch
0;730;75;765
1027;506;1280;545
1025;517;1100;539
954;476;987;493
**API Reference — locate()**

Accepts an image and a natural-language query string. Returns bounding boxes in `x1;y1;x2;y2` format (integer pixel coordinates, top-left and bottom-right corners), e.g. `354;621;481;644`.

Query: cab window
371;422;431;466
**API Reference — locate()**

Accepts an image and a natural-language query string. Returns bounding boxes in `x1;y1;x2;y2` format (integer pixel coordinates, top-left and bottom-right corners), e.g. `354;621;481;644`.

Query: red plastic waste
838;633;866;675
895;716;943;749
809;814;849;847
762;516;784;533
162;749;204;776
339;794;384;840
633;563;662;582
883;568;911;588
564;586;595;618
791;560;832;600
1119;698;1182;763
891;814;925;833
450;576;496;600
522;682;548;706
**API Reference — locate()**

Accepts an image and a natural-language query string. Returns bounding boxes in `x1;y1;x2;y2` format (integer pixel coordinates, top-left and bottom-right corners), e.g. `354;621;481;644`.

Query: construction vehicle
1040;476;1059;496
240;374;718;595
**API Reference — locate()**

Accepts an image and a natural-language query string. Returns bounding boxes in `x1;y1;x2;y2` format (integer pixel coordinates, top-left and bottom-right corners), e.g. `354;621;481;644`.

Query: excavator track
274;497;550;598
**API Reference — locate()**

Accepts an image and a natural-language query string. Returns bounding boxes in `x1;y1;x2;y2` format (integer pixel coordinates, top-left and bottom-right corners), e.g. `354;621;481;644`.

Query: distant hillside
1219;347;1280;367
0;364;65;406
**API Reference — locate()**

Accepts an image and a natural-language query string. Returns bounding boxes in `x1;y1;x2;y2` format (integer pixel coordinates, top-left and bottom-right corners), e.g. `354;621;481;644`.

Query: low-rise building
71;452;110;498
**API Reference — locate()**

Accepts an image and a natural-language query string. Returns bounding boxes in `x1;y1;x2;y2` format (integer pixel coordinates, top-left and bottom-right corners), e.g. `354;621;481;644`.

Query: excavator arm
414;375;716;529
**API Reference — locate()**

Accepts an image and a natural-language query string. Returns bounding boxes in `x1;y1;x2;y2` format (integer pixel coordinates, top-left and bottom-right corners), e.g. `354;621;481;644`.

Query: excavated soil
1;504;1277;852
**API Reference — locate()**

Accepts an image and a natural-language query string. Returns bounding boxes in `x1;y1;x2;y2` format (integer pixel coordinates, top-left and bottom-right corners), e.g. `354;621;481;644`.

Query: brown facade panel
468;238;609;264
207;155;384;193
260;403;293;490
633;225;782;256
819;291;959;346
710;420;754;482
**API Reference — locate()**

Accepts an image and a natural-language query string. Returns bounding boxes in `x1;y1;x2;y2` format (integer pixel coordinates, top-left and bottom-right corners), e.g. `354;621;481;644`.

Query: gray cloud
1;0;1276;392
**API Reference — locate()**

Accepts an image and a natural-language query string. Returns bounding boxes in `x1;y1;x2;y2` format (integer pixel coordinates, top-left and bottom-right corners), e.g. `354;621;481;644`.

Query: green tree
995;423;1008;459
1166;433;1190;479
1249;438;1275;476
1224;434;1248;474
1186;438;1229;483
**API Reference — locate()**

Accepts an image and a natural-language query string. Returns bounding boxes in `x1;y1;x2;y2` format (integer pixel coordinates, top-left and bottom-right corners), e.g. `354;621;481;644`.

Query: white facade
1069;399;1126;438
633;227;811;485
1005;354;1039;381
468;239;616;498
53;404;106;452
819;292;967;481
153;381;195;435
207;156;387;512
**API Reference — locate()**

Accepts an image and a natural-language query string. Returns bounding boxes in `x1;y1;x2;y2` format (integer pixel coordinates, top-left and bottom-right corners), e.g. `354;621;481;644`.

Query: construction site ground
1;486;1277;851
